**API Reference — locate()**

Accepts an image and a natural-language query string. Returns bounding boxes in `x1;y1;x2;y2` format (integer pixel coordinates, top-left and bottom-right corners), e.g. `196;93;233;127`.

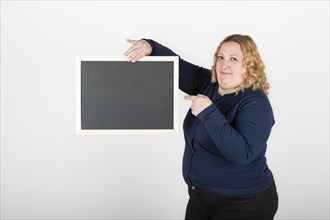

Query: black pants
185;182;278;220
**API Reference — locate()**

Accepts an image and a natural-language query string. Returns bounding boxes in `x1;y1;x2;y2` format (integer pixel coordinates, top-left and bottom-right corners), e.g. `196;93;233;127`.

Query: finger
184;95;196;100
196;94;206;97
124;39;141;56
127;49;143;63
184;95;191;100
126;39;138;45
124;45;137;57
131;50;147;63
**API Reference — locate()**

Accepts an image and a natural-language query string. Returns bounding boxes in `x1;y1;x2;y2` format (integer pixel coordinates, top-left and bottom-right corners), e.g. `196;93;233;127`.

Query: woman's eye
230;57;238;61
217;56;224;61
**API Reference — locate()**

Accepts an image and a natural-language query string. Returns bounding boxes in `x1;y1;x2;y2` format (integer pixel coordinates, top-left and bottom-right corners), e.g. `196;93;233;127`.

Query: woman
124;34;279;220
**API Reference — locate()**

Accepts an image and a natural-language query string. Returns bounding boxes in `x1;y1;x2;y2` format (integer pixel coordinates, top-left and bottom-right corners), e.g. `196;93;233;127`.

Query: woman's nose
220;60;230;69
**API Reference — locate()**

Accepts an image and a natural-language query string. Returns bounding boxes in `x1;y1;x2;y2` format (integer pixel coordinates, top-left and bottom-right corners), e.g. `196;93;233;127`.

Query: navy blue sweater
146;39;275;196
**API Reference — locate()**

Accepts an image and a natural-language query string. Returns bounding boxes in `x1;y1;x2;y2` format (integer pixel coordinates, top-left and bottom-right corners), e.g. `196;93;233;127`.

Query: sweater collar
218;86;240;96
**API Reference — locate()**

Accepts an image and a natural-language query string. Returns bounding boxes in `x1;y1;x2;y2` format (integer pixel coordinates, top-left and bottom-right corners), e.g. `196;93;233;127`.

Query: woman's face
216;42;246;90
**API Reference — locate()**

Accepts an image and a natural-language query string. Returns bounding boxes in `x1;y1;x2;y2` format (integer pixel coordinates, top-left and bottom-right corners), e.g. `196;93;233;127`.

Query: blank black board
76;56;178;134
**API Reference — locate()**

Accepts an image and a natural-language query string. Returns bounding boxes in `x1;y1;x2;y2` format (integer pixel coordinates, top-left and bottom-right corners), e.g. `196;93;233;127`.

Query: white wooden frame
76;56;179;135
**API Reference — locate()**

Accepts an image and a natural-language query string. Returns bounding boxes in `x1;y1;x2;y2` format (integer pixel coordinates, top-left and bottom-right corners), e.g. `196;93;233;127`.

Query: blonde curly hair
211;34;270;95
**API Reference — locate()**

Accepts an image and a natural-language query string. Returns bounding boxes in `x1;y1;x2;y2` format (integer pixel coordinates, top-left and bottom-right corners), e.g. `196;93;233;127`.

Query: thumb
126;38;137;44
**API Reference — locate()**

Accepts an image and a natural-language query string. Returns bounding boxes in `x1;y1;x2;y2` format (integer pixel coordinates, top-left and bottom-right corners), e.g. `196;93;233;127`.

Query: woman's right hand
124;39;152;63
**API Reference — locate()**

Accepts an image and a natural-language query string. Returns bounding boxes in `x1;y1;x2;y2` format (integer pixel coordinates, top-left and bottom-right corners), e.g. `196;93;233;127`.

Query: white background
1;1;329;219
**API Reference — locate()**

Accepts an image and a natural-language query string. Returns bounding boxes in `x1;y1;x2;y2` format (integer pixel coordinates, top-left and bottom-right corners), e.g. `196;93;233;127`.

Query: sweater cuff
196;104;217;122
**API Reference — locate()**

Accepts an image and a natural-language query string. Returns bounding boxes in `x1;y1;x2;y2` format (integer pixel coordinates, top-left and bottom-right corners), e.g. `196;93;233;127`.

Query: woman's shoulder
237;88;272;108
239;87;268;98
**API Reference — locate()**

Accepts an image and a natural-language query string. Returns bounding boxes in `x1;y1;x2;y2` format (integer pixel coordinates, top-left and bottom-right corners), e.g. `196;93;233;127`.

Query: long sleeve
144;39;212;95
196;92;275;165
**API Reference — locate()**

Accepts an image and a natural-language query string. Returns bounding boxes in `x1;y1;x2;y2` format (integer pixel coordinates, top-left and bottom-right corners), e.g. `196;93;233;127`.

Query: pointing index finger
184;95;196;100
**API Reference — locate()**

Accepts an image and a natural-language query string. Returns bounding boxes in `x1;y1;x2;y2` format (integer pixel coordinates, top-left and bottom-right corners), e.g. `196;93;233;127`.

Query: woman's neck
218;86;239;96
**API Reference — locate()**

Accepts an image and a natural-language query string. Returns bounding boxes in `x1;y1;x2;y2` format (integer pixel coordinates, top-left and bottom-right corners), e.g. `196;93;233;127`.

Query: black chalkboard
76;56;178;134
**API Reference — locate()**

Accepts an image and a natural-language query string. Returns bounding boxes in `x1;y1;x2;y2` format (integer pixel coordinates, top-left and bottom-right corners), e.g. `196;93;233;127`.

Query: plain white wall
1;1;329;219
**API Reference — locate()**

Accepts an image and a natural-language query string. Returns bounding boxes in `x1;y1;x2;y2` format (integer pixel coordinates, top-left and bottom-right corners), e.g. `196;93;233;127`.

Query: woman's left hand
184;94;212;116
124;39;152;63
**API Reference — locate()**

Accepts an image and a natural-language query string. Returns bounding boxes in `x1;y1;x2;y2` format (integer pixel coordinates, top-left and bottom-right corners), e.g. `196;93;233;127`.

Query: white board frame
76;56;179;135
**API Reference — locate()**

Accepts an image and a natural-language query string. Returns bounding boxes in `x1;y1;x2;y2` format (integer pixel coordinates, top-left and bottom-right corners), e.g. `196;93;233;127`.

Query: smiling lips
220;71;231;75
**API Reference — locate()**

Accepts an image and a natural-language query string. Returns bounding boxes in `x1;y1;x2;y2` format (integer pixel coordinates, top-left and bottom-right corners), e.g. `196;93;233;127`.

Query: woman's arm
197;94;275;165
124;38;212;95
